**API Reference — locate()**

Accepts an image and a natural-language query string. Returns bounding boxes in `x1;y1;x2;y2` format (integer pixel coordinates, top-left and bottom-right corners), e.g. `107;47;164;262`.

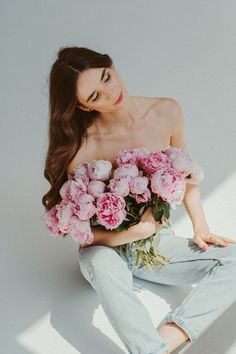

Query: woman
42;46;236;354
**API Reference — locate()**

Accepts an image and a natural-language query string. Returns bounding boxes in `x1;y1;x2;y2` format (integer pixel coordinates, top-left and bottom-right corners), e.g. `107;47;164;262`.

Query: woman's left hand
193;230;236;250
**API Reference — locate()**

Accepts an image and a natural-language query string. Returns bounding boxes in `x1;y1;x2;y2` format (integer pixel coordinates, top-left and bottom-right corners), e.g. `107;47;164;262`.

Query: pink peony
107;176;130;197
87;179;106;198
55;199;74;233
113;163;139;179
163;147;194;177
129;176;149;194
87;160;112;181
78;174;90;187
96;192;126;229
73;162;88;180
43;206;64;239
73;193;96;220
69;216;94;244
134;189;151;204
60;179;87;202
150;166;186;207
59;179;73;199
139;151;172;174
185;160;204;185
115;147;150;167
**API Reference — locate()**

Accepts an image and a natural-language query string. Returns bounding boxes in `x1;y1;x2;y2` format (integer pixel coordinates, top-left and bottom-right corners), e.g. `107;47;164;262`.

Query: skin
70;64;174;171
68;64;236;353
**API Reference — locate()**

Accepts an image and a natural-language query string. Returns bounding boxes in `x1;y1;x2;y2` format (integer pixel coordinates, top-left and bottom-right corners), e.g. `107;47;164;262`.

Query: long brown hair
42;46;113;212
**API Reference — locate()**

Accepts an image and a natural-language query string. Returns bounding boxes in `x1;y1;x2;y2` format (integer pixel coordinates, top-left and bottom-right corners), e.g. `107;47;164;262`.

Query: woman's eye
105;73;110;82
92;94;99;102
92;74;110;102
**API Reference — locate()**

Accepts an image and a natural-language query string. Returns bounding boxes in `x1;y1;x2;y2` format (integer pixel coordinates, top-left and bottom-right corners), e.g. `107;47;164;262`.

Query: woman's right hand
137;206;164;240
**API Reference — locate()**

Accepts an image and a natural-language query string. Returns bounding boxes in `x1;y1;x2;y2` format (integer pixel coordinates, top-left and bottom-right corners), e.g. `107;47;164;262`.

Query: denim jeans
77;226;236;354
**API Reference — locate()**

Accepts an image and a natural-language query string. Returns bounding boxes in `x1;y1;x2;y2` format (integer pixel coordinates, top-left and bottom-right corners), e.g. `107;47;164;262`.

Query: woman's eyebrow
87;68;106;102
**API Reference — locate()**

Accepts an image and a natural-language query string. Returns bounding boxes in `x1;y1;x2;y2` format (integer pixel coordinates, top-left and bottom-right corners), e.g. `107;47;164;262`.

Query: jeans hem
165;313;197;342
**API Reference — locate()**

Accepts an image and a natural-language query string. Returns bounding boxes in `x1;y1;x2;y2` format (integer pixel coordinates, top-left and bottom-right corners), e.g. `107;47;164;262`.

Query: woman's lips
114;91;123;104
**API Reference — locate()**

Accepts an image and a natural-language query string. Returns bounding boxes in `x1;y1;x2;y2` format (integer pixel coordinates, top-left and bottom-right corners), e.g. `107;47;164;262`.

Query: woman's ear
77;104;92;112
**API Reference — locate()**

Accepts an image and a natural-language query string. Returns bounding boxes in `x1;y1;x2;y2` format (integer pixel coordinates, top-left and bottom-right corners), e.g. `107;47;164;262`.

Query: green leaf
152;194;159;204
130;206;137;214
126;243;132;259
116;245;126;261
138;204;146;217
162;202;170;218
153;207;162;221
135;250;142;269
165;208;170;219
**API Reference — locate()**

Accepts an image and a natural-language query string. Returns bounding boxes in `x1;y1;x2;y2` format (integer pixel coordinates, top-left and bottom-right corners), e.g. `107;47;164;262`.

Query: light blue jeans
77;226;236;354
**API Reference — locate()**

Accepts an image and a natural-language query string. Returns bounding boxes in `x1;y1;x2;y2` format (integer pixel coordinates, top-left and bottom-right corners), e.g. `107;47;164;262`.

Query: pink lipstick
114;91;123;105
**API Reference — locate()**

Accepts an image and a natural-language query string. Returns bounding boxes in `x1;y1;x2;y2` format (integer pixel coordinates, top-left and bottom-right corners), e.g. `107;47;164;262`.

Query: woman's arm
182;183;210;234
81;224;146;248
168;98;209;233
80;222;159;248
80;208;164;248
167;98;236;249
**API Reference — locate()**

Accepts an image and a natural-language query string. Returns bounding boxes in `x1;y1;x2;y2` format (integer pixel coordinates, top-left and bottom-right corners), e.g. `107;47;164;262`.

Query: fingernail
203;245;208;250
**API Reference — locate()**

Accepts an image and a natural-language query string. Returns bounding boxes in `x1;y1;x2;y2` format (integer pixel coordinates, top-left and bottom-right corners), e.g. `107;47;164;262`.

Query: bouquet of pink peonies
43;146;204;271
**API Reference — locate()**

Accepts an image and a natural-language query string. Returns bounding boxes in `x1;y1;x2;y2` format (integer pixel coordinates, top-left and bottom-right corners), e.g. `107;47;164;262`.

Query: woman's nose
107;81;119;99
110;91;118;100
103;90;118;101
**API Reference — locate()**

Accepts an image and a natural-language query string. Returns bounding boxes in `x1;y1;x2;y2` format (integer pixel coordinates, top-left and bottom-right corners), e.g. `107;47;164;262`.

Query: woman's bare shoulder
154;96;181;112
153;96;182;126
140;96;180;119
67;140;93;176
67;97;181;176
134;96;178;121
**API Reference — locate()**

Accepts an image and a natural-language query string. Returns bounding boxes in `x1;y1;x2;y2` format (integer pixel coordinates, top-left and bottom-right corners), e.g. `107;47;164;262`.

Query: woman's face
76;64;126;112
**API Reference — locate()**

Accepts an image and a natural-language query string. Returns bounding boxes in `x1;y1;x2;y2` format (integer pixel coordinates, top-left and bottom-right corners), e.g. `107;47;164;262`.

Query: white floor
2;172;236;354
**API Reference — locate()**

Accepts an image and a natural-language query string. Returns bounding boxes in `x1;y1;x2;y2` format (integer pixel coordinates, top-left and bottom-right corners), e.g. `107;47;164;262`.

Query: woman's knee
223;243;236;264
212;243;236;266
80;245;125;268
78;245;132;286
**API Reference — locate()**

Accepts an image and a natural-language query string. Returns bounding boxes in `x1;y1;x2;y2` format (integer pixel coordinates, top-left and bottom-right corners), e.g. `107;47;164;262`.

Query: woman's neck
88;96;146;136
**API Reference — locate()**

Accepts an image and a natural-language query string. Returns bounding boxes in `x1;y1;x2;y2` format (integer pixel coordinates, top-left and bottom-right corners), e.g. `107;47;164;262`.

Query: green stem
115;233;171;272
